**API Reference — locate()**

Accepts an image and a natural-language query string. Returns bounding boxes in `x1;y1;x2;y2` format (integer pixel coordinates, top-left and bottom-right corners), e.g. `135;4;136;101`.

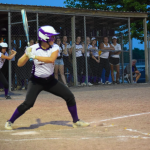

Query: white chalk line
90;112;150;124
126;128;150;136
0;135;150;142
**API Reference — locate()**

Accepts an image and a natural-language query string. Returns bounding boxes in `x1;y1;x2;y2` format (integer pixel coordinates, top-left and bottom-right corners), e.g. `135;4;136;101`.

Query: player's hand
27;52;36;59
11;50;17;55
25;47;32;56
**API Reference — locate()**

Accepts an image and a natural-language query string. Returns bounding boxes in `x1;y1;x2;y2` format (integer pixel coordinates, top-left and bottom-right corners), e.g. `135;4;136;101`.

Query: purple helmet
38;26;59;42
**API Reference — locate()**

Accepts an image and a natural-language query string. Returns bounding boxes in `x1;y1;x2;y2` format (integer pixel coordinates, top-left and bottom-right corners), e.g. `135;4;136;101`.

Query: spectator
73;36;85;86
124;59;141;83
109;36;121;84
89;37;100;84
0;42;17;99
99;36;115;84
54;37;67;86
62;36;73;86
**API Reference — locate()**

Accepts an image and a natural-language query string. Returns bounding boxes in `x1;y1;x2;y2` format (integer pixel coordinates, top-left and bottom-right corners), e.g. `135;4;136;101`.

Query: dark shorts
109;57;120;66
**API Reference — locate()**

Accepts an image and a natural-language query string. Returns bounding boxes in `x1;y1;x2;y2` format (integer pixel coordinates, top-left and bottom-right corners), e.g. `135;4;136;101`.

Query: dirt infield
0;83;150;150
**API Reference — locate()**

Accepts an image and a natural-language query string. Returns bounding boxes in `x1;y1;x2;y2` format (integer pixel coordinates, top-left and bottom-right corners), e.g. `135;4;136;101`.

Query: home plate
11;131;39;135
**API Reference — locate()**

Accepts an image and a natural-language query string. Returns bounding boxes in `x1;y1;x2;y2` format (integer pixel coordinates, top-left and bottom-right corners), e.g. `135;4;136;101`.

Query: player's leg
97;58;104;84
44;77;90;127
5;80;44;129
110;64;115;83
59;63;67;86
135;73;141;82
0;70;10;99
54;64;59;80
104;59;111;84
116;64;120;84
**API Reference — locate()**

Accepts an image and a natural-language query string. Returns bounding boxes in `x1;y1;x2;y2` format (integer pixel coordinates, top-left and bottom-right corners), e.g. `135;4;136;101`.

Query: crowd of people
0;35;141;96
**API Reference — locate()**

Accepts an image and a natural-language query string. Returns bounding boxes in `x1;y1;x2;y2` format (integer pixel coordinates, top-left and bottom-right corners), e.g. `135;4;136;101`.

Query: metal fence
4;11;141;90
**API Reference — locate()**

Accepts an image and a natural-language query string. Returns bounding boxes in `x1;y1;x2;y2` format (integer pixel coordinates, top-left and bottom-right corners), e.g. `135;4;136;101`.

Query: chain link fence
7;11;140;90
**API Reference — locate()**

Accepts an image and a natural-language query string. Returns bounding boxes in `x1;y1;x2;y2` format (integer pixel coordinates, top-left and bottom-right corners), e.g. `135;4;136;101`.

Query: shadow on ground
16;118;72;130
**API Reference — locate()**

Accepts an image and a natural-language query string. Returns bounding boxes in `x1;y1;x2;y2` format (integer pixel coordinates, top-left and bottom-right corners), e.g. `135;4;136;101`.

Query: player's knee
65;92;76;106
4;83;8;89
17;102;34;114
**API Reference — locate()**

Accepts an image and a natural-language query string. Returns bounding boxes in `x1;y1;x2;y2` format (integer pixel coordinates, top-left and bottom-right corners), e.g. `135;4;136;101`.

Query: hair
132;59;137;63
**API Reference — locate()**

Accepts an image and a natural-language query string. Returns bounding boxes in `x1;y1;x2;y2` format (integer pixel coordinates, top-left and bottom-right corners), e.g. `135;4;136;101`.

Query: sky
0;0;145;50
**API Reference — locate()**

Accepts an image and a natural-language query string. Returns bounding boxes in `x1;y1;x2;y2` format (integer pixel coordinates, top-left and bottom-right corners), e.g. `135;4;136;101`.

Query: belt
33;75;53;80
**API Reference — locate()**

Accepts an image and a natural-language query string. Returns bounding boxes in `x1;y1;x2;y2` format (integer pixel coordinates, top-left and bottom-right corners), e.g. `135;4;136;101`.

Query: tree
64;0;150;43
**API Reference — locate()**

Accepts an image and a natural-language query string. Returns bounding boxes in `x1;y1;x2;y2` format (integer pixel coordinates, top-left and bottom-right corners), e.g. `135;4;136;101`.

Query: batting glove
28;52;36;59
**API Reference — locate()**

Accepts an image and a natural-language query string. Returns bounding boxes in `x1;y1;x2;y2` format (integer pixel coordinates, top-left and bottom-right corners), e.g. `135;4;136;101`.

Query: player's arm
1;50;16;60
17;53;29;67
35;50;59;63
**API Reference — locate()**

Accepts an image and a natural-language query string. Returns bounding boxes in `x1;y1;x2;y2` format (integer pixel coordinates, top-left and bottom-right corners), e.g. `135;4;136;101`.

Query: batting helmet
38;26;59;42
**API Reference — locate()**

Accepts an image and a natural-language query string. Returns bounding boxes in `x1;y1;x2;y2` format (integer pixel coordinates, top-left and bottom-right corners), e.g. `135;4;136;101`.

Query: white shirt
100;43;110;59
29;43;59;78
62;43;71;57
89;45;99;57
111;43;121;58
75;44;83;57
0;52;8;69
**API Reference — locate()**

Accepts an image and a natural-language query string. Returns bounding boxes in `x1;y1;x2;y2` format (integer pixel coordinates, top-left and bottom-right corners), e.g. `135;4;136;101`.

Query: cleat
98;81;104;85
5;95;11;99
88;82;93;86
81;83;86;86
5;121;13;130
73;120;90;128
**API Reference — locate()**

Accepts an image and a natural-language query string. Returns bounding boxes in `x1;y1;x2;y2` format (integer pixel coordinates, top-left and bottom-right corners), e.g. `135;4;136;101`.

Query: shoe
65;84;68;87
5;121;13;130
98;81;104;85
22;86;25;90
112;81;116;84
105;81;112;85
0;88;4;92
81;83;86;86
73;120;90;128
88;82;93;86
116;80;120;84
77;82;81;86
5;95;11;99
16;86;22;90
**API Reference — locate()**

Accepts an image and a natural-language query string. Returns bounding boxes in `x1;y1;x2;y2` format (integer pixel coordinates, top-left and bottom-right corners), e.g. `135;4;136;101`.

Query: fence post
143;18;148;83
36;13;39;41
121;34;124;83
8;12;12;91
84;16;88;86
71;16;78;86
128;17;132;84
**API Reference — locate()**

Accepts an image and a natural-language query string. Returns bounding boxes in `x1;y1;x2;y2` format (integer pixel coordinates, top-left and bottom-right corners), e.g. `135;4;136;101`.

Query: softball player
109;36;121;84
85;37;93;86
0;42;17;99
62;36;73;86
89;37;100;84
54;37;67;86
74;36;85;86
5;26;89;130
98;37;115;84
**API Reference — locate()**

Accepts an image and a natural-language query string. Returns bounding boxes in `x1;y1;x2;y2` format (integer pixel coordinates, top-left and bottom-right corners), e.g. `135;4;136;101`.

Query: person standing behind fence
62;36;73;86
109;36;121;84
98;37;115;84
0;42;17;99
74;36;85;86
89;37;100;85
54;37;67;87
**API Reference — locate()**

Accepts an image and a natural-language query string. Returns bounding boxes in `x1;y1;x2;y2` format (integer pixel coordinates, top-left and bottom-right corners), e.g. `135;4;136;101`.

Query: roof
0;3;148;18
